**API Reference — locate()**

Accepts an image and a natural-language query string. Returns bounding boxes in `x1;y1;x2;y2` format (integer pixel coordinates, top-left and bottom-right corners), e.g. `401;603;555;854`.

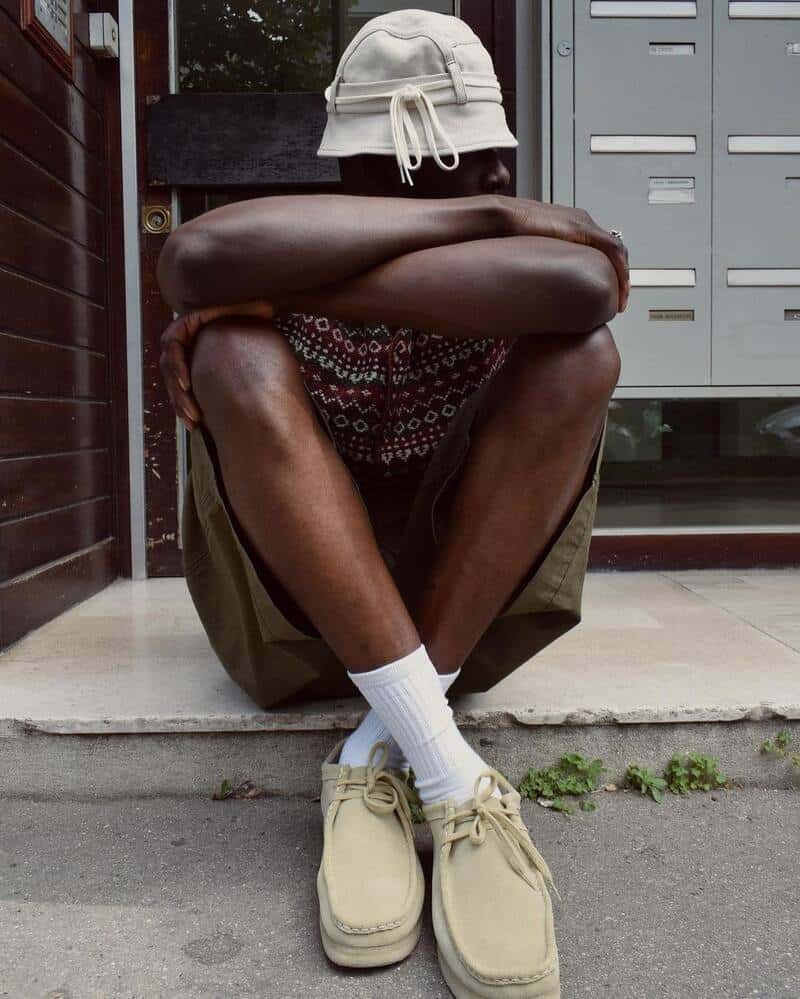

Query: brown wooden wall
0;1;126;647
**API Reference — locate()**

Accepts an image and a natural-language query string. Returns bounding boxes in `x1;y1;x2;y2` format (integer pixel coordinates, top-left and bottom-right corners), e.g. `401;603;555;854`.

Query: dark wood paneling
69;2;103;111
588;533;800;571
0;449;110;520
0;140;104;254
0;495;111;581
146;93;339;188
0;2;123;647
0;74;105;206
493;0;517;94
0;204;105;301
461;0;494;54
0;538;116;648
0;398;108;457
0;267;106;350
0;8;104;152
0;0;102;110
0;333;107;398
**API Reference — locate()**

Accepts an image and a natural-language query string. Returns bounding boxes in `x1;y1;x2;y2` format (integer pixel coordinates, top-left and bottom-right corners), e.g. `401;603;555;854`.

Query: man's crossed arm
156;193;629;428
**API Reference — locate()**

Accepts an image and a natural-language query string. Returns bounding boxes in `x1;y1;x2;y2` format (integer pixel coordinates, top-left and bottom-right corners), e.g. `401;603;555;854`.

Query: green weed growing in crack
665;752;728;794
518;753;606;816
625;764;668;803
760;730;800;768
212;778;268;800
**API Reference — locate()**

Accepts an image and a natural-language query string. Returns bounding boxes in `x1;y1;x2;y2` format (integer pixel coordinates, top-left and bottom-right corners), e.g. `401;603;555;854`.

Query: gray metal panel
551;0;574;206
712;287;800;384
572;0;712;386
714;152;798;264
715;1;800;133
611;288;710;385
712;2;800;385
575;0;711;132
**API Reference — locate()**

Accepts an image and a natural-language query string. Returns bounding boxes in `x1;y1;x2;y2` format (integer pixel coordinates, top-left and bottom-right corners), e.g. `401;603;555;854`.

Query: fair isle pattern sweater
274;312;514;482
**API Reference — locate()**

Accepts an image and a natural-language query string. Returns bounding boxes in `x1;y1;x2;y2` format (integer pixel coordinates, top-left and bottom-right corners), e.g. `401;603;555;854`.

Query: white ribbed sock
339;668;460;771
347;644;495;806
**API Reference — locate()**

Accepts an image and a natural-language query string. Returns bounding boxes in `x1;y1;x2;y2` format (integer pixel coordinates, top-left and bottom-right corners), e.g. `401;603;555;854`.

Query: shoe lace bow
443;771;559;898
335;741;413;824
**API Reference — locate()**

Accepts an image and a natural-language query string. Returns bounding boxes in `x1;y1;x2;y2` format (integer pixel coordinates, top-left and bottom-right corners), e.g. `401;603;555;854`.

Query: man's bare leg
414;325;620;673
190;317;420;672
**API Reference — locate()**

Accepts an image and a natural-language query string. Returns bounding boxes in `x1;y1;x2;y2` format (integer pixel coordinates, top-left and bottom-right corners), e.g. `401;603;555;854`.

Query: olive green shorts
181;379;607;708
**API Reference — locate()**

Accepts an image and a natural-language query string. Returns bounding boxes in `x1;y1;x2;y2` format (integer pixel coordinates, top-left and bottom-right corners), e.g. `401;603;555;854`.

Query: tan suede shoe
424;771;560;999
317;740;425;967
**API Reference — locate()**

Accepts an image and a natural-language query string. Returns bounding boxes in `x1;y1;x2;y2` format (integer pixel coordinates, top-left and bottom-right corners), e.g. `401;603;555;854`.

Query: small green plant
761;729;800;767
212;778;267;800
625;764;668;803
685;751;727;791
213;778;232;801
518;753;606;800
664;755;691;795
665;752;727;794
518;753;605;816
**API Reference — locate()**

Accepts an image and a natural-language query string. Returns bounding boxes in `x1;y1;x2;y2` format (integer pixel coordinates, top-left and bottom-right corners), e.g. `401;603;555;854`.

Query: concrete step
2;572;799;798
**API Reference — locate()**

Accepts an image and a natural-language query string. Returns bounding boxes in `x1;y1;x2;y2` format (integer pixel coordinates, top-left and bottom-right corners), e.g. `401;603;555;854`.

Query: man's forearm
278;236;618;339
157;193;516;313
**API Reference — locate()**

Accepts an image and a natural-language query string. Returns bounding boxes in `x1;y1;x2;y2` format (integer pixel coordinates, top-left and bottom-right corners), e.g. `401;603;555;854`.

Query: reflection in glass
598;399;800;529
177;1;456;93
338;1;455;48
178;1;334;93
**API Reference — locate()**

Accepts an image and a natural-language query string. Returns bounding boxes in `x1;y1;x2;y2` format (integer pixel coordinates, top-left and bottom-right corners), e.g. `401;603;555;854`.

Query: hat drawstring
334;80;461;187
390;84;460;186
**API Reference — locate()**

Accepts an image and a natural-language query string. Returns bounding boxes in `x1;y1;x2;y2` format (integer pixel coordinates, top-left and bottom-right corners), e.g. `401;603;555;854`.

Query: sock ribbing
347;644;493;805
339;667;460;770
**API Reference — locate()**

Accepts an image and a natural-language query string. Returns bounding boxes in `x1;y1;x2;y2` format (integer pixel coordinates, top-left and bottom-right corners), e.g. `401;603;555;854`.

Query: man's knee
513;325;620;420
571;325;621;406
190;318;305;447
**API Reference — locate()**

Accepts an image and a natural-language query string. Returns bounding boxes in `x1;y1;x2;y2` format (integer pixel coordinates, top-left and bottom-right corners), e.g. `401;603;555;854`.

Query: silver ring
609;229;624;241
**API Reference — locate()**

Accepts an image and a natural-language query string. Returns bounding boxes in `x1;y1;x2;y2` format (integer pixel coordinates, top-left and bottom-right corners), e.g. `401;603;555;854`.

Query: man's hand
159;301;274;431
509;200;630;313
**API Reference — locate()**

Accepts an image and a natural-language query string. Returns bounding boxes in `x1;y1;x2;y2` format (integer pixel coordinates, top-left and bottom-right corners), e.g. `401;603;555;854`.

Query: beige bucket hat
317;8;518;186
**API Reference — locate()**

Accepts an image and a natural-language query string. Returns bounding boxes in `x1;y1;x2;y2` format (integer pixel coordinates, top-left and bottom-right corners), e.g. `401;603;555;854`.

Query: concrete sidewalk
1;790;798;998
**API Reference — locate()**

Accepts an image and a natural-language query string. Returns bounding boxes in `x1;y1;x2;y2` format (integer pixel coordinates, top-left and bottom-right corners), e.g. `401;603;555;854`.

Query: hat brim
317;100;518;159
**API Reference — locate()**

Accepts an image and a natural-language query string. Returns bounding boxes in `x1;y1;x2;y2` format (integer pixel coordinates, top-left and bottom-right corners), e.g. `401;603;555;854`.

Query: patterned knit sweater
274;312;514;483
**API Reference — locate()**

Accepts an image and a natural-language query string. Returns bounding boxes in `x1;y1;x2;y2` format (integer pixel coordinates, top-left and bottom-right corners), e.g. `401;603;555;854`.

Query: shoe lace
335;741;413;825
442;771;559;899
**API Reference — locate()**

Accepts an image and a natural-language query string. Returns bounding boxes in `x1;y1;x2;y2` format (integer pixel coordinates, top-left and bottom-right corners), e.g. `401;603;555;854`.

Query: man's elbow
156;225;210;313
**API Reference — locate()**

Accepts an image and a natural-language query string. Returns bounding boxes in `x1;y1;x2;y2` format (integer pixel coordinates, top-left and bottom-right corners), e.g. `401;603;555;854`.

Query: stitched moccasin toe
424;771;560;999
317;740;425;967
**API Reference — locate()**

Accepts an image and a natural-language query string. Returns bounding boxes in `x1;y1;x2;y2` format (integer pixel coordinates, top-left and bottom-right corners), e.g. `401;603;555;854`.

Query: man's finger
173;385;201;423
163;364;202;423
595;231;629;314
170;393;200;430
165;338;192;393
